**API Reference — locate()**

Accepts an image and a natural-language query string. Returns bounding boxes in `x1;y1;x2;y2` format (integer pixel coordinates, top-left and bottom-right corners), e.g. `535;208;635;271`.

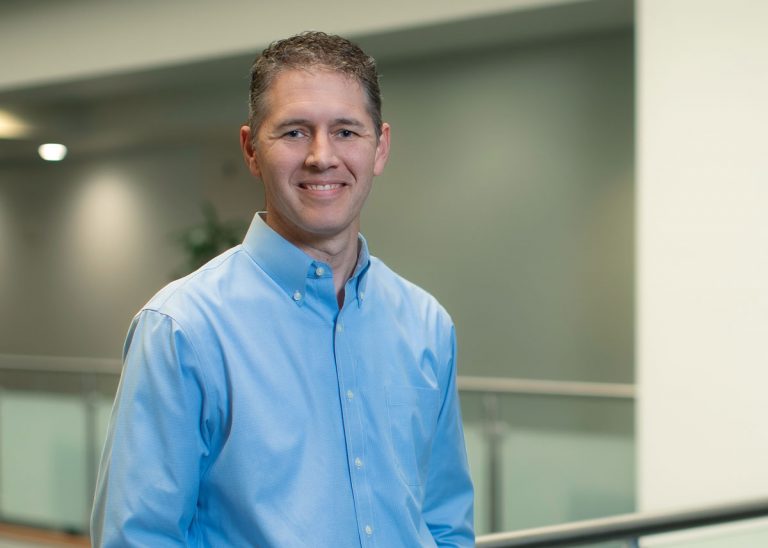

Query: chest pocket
386;386;440;486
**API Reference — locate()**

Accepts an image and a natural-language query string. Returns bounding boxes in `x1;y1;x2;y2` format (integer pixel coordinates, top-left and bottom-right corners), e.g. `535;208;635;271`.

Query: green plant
174;203;248;275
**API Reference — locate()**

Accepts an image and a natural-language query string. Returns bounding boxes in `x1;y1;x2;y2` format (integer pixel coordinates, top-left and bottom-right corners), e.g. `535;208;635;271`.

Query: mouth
299;182;345;191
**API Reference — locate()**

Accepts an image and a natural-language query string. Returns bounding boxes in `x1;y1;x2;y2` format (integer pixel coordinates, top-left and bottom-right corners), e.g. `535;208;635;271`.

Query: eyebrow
333;118;366;128
274;117;366;130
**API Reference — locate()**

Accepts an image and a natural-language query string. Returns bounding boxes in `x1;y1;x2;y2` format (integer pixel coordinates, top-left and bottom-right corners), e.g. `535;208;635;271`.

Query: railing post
81;370;100;532
482;393;504;532
84;392;99;516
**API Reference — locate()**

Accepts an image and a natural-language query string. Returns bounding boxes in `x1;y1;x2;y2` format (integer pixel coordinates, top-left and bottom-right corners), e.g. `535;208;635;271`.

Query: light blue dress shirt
91;213;474;547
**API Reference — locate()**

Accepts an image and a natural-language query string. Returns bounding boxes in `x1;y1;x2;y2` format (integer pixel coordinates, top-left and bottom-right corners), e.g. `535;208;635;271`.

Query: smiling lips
300;182;345;191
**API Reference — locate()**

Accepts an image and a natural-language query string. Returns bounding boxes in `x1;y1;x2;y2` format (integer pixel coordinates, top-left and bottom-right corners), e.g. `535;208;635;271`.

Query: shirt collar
242;212;371;306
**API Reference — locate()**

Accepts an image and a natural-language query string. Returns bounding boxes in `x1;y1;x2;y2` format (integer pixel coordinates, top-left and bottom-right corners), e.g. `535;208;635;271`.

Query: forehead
261;68;371;123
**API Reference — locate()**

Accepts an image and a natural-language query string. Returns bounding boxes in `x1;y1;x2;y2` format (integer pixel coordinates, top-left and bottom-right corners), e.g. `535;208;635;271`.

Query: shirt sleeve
423;324;475;547
91;309;214;547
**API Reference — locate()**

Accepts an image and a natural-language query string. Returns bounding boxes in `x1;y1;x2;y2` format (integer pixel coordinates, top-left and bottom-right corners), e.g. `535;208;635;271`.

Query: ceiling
0;0;632;165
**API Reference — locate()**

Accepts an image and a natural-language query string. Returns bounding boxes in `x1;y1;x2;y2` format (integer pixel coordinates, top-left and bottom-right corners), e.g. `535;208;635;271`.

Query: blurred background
0;0;766;546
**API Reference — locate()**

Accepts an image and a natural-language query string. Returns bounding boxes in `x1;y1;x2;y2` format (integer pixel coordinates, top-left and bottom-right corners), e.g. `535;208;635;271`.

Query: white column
637;0;768;510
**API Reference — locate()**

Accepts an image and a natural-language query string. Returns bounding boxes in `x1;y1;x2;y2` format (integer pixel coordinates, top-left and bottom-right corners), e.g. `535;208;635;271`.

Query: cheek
258;152;296;180
348;145;379;171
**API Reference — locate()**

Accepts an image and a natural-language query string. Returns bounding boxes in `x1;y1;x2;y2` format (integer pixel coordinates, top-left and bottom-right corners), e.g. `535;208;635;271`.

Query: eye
283;129;305;139
336;129;357;138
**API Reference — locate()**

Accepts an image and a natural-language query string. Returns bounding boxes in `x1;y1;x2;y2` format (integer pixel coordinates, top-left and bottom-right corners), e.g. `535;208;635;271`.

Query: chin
298;213;355;236
308;221;357;239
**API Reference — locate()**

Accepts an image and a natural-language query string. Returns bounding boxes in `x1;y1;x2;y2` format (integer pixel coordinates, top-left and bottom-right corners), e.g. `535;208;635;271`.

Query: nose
305;133;338;171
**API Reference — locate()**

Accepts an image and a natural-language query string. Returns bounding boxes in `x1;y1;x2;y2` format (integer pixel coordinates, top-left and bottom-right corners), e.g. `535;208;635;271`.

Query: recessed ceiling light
38;143;68;161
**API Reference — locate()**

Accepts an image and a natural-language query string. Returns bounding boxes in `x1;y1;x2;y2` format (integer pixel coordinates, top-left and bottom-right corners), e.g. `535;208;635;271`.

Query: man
91;31;474;547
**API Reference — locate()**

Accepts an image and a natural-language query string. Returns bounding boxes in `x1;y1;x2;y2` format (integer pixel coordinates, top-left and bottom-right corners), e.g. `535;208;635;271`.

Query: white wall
638;0;768;510
370;31;634;382
0;144;261;358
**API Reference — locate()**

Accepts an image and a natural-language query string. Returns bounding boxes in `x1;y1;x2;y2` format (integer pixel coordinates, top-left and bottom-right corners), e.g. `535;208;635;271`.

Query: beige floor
0;525;88;548
0;540;49;548
0;537;86;548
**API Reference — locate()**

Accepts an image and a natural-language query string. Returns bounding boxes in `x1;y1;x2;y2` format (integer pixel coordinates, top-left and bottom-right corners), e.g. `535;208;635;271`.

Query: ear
240;125;261;178
373;122;391;176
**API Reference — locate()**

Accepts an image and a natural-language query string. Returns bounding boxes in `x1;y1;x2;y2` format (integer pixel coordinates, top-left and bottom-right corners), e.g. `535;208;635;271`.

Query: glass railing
0;354;635;536
644;518;768;548
475;498;768;547
459;377;635;535
0;355;118;532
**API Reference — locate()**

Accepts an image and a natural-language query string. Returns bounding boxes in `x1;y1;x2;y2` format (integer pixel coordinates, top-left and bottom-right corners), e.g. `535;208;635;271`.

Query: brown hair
248;31;383;137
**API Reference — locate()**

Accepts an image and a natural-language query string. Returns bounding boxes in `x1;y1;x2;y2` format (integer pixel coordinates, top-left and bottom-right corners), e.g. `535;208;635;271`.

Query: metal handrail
475;497;768;547
458;375;635;399
1;354;635;399
0;353;122;375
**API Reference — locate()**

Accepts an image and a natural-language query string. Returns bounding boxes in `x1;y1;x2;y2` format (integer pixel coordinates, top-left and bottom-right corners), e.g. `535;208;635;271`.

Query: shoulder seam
134;309;216;451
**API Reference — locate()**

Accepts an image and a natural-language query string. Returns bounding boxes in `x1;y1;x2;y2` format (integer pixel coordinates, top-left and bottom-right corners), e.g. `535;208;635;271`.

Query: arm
423;325;475;547
91;310;213;547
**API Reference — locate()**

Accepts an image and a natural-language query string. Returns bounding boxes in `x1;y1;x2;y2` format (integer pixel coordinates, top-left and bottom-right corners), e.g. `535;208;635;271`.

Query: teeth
306;183;340;190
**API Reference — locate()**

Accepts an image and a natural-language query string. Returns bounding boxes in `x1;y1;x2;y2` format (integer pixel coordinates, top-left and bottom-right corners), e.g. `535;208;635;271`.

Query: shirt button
292;290;302;301
346;390;354;400
315;266;325;277
354;457;363;469
365;525;373;536
359;291;365;300
336;323;343;333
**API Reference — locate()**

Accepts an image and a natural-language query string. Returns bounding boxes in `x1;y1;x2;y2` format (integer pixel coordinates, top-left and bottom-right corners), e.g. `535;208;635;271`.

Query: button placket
334;309;374;544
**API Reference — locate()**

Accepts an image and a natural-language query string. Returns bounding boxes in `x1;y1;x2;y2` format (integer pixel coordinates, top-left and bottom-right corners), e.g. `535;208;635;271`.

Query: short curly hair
248;31;383;137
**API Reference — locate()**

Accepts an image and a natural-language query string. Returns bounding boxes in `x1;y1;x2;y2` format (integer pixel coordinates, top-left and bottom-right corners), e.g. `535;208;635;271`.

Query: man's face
240;68;390;245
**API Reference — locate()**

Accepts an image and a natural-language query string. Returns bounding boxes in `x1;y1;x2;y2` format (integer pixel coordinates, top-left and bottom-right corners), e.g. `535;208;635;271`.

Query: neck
264;213;360;307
